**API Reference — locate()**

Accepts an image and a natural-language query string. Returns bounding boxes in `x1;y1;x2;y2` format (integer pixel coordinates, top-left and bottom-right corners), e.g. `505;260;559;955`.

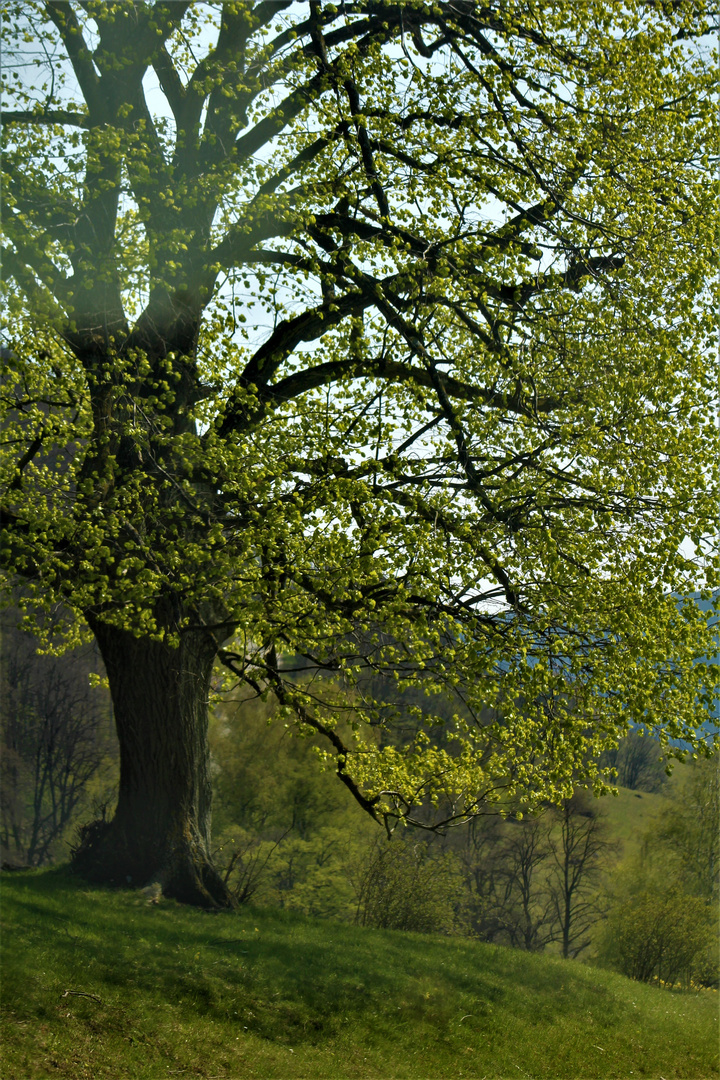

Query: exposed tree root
71;816;236;909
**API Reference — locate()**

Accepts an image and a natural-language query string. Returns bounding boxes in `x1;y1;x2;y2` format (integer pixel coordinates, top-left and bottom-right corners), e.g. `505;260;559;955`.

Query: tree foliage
1;1;718;900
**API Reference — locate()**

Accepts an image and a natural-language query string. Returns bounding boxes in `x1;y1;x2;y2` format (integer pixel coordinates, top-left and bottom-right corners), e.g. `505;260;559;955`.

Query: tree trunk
72;618;234;908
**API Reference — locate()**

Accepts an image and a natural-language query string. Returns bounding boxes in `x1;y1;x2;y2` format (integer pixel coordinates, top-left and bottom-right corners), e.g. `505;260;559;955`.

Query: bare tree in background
548;791;617;959
490;817;558;951
461;814;556;951
1;609;116;866
459;793;615;955
601;732;667;793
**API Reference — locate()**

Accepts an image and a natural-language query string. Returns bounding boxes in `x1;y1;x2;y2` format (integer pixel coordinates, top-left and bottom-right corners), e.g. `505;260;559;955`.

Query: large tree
1;1;718;907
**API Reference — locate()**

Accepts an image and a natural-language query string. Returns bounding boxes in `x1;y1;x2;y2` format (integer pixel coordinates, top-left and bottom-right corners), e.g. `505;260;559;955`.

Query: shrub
597;879;716;988
355;836;463;934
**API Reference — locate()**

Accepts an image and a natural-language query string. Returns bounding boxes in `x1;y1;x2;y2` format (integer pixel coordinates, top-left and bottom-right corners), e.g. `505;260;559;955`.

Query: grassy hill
591;782;671;864
595;757;700;860
1;867;717;1080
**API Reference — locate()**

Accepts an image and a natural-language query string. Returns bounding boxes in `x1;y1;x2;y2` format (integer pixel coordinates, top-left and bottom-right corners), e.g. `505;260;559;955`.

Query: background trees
600;734;669;795
354;836;462;933
209;689;376;915
597;760;719;988
547;791;615;959
0;607;117;867
456;792;614;955
598;883;713;989
651;757;719;904
477;815;558;952
1;1;718;904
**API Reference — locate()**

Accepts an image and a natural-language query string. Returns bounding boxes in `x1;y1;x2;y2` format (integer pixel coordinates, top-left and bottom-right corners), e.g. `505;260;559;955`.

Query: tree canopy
1;0;718;902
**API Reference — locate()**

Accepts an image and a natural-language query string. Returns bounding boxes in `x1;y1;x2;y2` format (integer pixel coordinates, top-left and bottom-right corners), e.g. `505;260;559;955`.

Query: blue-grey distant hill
683;591;719;737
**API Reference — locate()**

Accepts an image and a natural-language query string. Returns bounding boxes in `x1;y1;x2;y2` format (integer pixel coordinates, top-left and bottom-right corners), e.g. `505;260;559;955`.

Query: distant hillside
590;783;669;861
683;591;719;731
589;755;707;861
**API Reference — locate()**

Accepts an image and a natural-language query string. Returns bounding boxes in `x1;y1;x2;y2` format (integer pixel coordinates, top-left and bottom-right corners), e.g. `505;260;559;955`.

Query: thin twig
61;989;103;1004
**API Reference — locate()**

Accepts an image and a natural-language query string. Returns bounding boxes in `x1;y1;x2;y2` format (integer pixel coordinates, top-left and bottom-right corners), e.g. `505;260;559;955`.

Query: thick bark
72;617;234;908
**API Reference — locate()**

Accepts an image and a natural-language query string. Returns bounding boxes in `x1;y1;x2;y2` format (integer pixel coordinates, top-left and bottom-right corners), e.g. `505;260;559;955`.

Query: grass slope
591;784;669;863
592;759;698;866
1;868;717;1080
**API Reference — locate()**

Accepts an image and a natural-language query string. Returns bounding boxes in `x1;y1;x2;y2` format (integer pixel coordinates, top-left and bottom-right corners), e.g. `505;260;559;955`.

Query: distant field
594;784;668;859
592;757;693;863
1;867;717;1080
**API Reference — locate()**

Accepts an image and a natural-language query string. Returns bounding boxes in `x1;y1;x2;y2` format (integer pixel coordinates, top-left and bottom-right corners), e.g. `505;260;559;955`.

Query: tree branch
1;241;71;312
44;2;102;115
1;110;89;127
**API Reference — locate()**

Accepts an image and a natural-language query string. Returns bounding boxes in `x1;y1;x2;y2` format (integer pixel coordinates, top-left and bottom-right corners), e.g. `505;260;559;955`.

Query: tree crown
2;0;718;829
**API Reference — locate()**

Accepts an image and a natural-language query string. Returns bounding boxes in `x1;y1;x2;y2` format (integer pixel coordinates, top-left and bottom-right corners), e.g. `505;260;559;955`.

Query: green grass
593;759;696;864
1;867;717;1080
594;784;669;859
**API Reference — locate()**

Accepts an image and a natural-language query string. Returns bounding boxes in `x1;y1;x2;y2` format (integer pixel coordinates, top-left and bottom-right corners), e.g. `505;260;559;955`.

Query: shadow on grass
2;865;623;1047
2;863;716;1080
